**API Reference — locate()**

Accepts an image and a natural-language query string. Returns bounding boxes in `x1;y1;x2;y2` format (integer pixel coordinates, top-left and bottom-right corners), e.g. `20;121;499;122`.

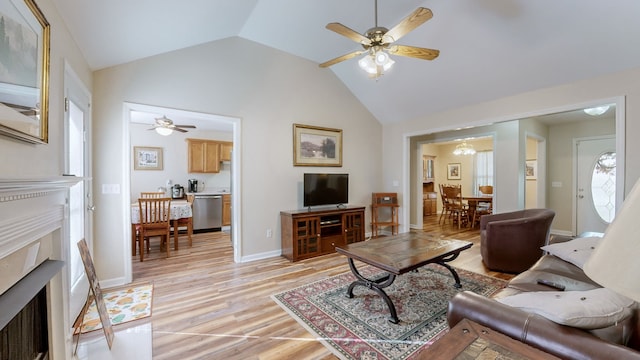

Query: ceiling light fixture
584;105;610;116
155;127;173;136
358;48;395;78
453;141;476;156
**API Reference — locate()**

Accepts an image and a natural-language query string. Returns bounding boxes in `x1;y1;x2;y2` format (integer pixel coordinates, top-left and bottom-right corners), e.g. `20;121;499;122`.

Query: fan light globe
155;127;173;136
358;55;378;75
584;105;610;116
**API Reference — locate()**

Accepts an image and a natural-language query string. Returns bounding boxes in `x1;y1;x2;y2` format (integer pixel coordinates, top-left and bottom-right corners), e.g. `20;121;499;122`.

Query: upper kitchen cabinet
219;141;233;162
187;138;233;173
187;138;220;173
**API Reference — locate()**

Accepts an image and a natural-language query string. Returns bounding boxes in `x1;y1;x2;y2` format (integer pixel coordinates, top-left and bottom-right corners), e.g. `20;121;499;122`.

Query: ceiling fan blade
319;50;364;68
326;23;371;46
175;125;196;128
173;127;188;133
382;7;433;44
388;45;439;60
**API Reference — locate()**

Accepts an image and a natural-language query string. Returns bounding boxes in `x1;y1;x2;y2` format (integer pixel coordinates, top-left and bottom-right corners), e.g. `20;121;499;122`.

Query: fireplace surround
0;177;84;360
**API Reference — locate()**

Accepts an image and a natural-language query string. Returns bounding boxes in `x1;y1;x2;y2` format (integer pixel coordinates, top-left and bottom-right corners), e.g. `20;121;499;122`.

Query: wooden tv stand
281;206;365;262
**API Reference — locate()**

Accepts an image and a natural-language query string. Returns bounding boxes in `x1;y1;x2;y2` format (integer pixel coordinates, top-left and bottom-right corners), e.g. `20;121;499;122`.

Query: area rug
272;265;506;360
80;283;154;333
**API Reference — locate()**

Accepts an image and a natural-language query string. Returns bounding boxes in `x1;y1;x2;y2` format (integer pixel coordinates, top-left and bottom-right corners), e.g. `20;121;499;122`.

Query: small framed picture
526;160;537;180
293;123;342;167
133;146;163;170
447;163;461;180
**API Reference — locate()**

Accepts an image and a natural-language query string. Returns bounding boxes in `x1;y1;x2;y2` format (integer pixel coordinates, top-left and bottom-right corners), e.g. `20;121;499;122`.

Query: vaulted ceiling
51;0;640;125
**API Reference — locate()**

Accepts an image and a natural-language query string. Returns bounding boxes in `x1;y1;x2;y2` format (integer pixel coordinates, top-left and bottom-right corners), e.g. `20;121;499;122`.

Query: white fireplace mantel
0;176;85;360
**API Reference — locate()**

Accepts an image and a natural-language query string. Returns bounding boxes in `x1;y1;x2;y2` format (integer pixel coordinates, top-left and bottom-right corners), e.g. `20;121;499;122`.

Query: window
474;151;493;195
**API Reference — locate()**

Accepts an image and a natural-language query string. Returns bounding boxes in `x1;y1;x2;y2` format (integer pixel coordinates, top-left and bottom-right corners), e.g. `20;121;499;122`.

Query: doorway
122;103;242;283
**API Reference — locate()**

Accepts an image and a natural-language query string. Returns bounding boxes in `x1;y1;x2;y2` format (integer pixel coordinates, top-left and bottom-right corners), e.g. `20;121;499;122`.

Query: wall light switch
102;184;121;194
392;180;399;187
552;181;562;188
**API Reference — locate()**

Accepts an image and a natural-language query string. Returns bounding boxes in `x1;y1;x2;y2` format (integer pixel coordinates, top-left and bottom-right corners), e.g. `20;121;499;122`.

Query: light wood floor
131;216;514;359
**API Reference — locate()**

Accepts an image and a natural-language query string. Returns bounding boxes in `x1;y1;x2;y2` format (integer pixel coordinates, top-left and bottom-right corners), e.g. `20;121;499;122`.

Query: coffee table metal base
345;253;463;324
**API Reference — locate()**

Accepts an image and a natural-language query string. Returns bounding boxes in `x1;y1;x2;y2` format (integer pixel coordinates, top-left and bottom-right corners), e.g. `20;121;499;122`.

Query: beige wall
92;37;382;282
385;67;640;234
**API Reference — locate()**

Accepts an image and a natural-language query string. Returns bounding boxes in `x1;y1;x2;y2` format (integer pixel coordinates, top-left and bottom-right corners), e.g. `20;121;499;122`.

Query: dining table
131;199;193;256
463;195;493;225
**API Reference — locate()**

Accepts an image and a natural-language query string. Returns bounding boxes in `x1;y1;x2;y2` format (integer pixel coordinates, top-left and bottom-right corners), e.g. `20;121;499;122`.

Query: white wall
92;37;382;282
385;67;640;234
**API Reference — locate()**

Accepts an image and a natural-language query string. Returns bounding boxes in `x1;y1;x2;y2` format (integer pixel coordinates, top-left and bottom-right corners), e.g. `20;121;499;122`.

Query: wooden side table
371;192;399;237
419;319;560;359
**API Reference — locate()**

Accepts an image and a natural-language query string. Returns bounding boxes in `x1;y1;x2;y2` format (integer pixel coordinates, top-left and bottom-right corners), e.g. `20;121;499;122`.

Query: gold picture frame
0;0;50;144
293;124;342;167
133;146;164;170
447;163;461;180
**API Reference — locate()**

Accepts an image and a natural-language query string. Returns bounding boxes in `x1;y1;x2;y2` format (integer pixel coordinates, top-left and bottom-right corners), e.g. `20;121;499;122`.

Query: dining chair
438;184;452;224
140;191;166;199
472;185;494;226
137;197;172;261
172;194;194;250
442;185;468;229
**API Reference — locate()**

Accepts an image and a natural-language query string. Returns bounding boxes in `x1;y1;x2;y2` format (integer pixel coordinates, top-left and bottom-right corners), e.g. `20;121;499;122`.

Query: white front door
576;137;616;234
65;65;93;324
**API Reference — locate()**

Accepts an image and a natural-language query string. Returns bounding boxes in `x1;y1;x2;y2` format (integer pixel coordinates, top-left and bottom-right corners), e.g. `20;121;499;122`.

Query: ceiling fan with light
148;116;196;136
319;0;439;78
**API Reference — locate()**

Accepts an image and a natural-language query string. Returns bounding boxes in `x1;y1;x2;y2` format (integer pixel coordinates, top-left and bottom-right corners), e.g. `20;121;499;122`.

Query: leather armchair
480;208;555;273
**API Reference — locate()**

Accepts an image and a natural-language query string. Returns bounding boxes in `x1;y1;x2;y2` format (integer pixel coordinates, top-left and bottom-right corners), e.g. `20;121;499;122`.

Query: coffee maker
188;179;198;193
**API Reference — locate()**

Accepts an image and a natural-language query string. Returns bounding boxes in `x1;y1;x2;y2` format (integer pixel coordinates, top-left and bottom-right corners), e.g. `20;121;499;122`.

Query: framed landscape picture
447;163;461;180
293;123;342;167
0;0;50;144
133;146;163;170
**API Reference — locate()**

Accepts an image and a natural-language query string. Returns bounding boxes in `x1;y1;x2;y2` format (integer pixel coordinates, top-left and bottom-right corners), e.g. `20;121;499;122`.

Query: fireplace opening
0;287;48;360
0;260;64;360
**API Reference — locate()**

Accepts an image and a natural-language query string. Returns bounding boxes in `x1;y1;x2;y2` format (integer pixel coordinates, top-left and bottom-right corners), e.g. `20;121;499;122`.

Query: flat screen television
303;173;348;208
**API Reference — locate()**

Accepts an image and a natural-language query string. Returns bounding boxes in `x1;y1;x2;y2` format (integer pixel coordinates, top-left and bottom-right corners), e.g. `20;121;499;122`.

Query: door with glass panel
65;66;93;325
576;137;615;234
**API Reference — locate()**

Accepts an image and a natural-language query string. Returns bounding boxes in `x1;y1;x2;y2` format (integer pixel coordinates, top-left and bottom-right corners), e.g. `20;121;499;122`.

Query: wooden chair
442;185;468;229
438;184;452;224
138;197;172;261
172;194;194;250
140;191;166;198
479;185;494;196
473;185;494;226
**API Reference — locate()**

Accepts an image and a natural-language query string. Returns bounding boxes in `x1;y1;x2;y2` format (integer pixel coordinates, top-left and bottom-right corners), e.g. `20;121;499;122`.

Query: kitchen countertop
187;189;231;196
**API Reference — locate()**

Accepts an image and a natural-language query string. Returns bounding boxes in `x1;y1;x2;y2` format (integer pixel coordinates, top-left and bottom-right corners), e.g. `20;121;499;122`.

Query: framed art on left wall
0;0;50;144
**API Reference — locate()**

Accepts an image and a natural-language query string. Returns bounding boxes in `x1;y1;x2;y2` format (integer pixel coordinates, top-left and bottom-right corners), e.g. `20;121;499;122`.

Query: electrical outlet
266;229;273;238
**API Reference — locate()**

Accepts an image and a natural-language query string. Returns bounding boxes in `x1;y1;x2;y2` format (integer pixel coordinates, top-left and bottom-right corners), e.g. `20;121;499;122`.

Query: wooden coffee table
335;233;472;324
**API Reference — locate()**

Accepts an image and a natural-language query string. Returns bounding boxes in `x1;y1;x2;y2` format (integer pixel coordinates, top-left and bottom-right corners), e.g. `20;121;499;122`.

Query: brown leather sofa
480;208;555;273
448;247;640;359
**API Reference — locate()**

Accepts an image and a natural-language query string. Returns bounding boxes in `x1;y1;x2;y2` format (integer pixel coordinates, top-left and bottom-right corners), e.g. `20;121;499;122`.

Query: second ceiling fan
149;116;196;135
319;0;439;78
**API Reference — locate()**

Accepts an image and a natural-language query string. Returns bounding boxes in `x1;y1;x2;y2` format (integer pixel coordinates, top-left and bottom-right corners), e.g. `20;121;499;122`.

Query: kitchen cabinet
280;206;365;262
187;139;233;173
220;141;233;162
222;194;231;226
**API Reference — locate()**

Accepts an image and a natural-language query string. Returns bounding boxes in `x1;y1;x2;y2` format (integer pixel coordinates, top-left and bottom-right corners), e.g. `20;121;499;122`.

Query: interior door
65;65;93;324
576;137;616;234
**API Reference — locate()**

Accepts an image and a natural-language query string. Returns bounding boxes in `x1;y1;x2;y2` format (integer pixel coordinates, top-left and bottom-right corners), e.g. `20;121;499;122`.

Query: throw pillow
541;236;601;269
497;288;634;329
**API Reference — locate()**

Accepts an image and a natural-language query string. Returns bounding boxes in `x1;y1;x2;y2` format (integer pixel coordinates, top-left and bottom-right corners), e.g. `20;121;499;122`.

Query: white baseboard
550;229;574;237
99;276;127;289
240;249;282;263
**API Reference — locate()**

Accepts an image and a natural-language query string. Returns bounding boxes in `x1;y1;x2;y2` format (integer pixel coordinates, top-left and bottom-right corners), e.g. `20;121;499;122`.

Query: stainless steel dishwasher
193;194;222;231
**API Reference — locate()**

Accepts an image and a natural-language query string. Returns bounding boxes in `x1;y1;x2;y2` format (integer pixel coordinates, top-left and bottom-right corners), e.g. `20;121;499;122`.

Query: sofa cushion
541;236;601;269
497;288;634;330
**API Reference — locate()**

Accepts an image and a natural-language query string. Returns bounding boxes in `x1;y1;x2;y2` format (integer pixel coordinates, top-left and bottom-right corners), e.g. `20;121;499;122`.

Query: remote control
537;279;565;291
